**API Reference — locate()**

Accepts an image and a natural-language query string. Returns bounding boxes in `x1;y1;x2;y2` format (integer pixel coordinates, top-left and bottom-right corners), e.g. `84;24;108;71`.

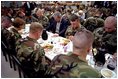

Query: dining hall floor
1;51;19;78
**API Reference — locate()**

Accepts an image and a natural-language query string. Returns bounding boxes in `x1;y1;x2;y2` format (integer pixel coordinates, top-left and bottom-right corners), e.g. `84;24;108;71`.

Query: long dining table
21;24;117;78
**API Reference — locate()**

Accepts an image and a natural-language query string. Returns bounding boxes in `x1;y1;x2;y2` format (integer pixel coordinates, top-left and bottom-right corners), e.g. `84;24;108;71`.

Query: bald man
93;16;117;55
50;29;101;78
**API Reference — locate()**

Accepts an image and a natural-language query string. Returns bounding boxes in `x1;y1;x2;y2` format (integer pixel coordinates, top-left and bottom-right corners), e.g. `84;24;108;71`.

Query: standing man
23;1;34;17
24;1;36;23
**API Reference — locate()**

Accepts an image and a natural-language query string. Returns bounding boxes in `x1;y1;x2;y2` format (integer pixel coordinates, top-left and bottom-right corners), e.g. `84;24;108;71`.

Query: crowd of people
1;1;117;78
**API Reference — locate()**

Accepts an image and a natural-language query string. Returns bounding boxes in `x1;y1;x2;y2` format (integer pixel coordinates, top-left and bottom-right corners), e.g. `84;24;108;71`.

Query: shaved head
104;16;117;32
30;22;43;33
73;29;94;53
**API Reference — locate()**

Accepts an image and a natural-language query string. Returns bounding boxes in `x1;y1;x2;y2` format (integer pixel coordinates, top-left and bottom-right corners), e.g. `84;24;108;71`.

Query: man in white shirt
46;12;69;37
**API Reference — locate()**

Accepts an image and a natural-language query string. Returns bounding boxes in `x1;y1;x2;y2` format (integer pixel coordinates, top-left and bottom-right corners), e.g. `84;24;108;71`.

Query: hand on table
52;33;59;37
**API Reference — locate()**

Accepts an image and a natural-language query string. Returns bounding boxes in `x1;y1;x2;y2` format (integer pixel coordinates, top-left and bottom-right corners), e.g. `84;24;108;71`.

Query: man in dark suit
46;12;69;37
23;1;36;17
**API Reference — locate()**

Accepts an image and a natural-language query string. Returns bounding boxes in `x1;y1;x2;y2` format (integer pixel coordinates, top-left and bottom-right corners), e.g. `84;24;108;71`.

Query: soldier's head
70;14;81;29
83;17;98;32
1;16;12;28
104;16;117;33
72;29;94;60
36;8;44;17
13;17;25;30
53;12;62;22
29;22;43;40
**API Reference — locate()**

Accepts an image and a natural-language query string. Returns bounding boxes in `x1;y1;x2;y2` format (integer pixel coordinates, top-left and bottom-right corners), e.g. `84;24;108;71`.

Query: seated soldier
8;17;25;41
8;17;25;55
65;14;85;40
1;16;12;48
16;22;52;77
50;29;101;78
31;8;49;28
83;17;104;32
93;16;117;55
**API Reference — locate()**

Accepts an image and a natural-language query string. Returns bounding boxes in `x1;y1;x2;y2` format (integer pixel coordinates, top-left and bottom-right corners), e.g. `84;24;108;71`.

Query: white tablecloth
21;25;117;77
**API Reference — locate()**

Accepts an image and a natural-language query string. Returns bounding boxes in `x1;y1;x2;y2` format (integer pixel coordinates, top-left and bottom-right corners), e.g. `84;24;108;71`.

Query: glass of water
95;61;104;72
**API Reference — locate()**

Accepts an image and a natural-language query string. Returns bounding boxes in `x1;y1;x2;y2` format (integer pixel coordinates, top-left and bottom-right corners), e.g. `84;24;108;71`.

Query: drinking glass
95;61;104;71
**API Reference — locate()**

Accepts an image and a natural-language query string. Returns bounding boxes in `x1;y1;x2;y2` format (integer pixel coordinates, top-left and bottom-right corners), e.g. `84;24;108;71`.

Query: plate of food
42;43;53;49
101;68;116;78
60;38;70;46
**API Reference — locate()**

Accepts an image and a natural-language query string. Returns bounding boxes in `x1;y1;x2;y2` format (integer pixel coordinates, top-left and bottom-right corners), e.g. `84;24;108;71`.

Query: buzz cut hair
73;29;94;49
30;22;43;33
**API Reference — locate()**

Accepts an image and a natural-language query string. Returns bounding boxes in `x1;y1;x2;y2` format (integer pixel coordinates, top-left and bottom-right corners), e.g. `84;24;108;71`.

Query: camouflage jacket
83;17;104;32
65;25;85;38
9;27;22;42
1;27;12;49
16;36;46;72
31;14;49;28
50;54;101;78
93;27;117;54
2;27;19;55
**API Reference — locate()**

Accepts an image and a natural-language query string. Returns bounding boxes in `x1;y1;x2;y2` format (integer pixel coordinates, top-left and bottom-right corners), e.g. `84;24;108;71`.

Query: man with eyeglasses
50;29;101;78
93;16;117;55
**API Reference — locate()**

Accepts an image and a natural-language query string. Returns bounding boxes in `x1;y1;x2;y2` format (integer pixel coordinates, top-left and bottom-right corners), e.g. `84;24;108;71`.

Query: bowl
101;68;116;78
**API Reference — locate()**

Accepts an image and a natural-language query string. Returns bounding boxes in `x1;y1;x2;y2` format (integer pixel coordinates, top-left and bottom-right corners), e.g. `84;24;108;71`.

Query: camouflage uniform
2;27;19;55
45;12;52;20
31;14;49;28
50;54;101;78
7;27;22;55
83;17;104;32
65;25;85;38
1;27;12;49
93;27;117;54
16;36;52;77
9;27;22;42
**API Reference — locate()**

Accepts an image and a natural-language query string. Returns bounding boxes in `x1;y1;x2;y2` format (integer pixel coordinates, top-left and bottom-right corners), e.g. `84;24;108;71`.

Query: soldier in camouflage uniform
93;16;117;55
16;22;52;77
8;17;25;42
65;14;85;40
50;29;101;78
1;16;12;50
83;17;104;32
7;17;25;55
31;8;49;28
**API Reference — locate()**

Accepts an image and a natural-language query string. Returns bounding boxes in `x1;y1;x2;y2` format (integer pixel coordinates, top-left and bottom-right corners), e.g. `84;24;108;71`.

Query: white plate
101;68;116;78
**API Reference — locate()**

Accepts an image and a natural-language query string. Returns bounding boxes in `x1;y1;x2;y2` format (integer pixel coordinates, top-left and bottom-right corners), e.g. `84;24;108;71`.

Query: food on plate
101;69;114;78
61;38;70;46
42;43;53;49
